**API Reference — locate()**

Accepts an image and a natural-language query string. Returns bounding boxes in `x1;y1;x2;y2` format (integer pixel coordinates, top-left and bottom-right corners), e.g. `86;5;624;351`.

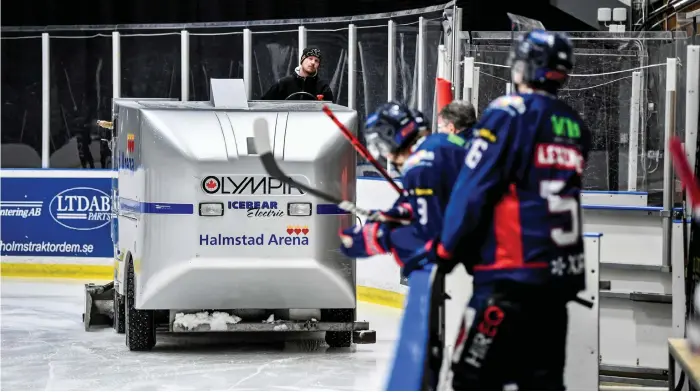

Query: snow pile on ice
174;311;242;331
263;314;285;324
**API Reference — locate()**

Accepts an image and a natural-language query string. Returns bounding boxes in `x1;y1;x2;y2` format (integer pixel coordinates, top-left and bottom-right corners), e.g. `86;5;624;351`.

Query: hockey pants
450;282;569;391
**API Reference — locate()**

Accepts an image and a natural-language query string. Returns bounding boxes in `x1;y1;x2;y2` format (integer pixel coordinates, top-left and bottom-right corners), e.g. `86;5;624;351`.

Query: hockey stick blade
386;265;445;391
252;118;406;223
322;105;402;194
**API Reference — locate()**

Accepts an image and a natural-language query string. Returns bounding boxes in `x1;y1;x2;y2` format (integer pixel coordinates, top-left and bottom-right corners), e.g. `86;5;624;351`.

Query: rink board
0;169;407;309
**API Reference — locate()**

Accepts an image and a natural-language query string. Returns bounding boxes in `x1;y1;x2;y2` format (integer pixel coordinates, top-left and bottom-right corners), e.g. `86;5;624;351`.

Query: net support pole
685;46;700;215
452;7;463;100
298;26;307;63
662;57;678;268
41;33;50;168
112;32;121;100
387;20;396;102
505;83;512;95
347;24;357;110
386;20;397;174
417;17;426;112
471;67;480;116
462;57;474;102
627;71;641;191
243;29;252;99
437;45;447;80
181;30;189;101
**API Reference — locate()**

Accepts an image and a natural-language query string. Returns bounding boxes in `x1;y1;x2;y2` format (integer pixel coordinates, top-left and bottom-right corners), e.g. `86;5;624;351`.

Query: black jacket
261;67;334;102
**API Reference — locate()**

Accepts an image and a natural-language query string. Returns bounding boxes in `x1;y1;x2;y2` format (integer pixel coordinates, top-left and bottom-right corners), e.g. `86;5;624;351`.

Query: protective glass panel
306;24;349;106
1;36;43;168
120;31;181;99
466;31;688;201
188;30;245;101
49;34;113;169
250;29;299;100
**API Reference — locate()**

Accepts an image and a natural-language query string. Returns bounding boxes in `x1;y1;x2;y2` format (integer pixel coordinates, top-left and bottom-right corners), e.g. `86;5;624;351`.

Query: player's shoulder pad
469;127;499;144
484;94;527;117
402;136;437;173
443;132;467;148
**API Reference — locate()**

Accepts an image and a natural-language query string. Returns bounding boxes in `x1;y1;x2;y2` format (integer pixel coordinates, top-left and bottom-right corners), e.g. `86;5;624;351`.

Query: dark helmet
364;102;428;159
508;29;574;92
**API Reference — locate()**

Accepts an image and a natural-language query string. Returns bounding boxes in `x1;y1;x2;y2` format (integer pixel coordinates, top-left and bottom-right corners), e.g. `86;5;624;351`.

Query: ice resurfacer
83;79;376;351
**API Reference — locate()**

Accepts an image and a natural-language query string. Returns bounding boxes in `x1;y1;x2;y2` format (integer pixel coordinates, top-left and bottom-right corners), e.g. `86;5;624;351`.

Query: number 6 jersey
437;93;591;293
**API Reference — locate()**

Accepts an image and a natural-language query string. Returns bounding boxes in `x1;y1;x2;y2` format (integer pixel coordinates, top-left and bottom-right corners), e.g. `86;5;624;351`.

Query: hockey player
422;30;591;390
337;102;468;265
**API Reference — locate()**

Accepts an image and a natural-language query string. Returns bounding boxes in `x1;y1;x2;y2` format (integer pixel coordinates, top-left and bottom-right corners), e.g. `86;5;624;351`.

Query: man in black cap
261;47;334;102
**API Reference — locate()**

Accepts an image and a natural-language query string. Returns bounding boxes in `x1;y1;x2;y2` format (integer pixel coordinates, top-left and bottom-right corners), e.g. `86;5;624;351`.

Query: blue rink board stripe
120;198;345;215
119;198;194;215
316;204;350;215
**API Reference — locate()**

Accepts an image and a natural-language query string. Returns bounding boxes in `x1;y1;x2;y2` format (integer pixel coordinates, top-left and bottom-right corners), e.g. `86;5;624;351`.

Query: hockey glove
400;250;432;278
424;238;460;274
339;222;428;270
338;222;392;259
366;201;414;225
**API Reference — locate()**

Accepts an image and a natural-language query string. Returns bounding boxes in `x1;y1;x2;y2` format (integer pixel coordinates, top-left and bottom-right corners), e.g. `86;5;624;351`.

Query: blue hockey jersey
438;93;591;292
340;133;467;263
400;133;469;243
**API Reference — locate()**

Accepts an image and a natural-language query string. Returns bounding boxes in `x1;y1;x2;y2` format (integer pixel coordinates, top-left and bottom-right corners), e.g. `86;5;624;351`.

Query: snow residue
263;314;288;325
174;311;242;331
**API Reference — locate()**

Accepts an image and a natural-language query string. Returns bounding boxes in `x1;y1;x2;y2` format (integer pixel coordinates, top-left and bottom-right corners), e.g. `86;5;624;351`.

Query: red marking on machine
201;176;221;194
127;134;135;154
286;225;309;236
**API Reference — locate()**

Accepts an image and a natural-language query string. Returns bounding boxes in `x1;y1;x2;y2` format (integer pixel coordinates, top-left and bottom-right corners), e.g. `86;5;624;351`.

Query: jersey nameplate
534;143;584;174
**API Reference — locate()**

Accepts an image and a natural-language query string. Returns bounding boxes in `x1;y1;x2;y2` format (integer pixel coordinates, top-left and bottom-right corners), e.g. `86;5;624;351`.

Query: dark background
0;0;595;170
3;0;592;31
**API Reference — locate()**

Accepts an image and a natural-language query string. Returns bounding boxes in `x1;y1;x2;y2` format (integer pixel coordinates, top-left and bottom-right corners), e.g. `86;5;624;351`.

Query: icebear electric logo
49;187;111;231
228;201;284;218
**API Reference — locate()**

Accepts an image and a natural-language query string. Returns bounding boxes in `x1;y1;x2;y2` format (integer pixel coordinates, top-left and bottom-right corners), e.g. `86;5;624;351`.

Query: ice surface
0;279;402;391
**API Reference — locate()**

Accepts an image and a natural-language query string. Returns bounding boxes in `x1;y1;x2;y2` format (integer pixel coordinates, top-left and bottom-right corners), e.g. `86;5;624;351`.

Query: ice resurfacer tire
323;309;353;348
114;286;125;334
125;260;156;351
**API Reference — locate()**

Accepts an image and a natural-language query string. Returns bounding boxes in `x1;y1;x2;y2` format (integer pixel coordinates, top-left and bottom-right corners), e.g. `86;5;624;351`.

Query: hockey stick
252;117;410;225
387;264;446;391
670;136;700;213
322;105;403;194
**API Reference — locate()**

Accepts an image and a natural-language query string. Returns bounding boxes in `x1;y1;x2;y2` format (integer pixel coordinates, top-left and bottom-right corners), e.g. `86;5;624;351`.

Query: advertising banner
1;175;113;258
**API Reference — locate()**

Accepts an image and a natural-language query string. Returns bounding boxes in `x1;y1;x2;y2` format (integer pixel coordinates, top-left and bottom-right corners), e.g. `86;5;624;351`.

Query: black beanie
300;47;322;64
